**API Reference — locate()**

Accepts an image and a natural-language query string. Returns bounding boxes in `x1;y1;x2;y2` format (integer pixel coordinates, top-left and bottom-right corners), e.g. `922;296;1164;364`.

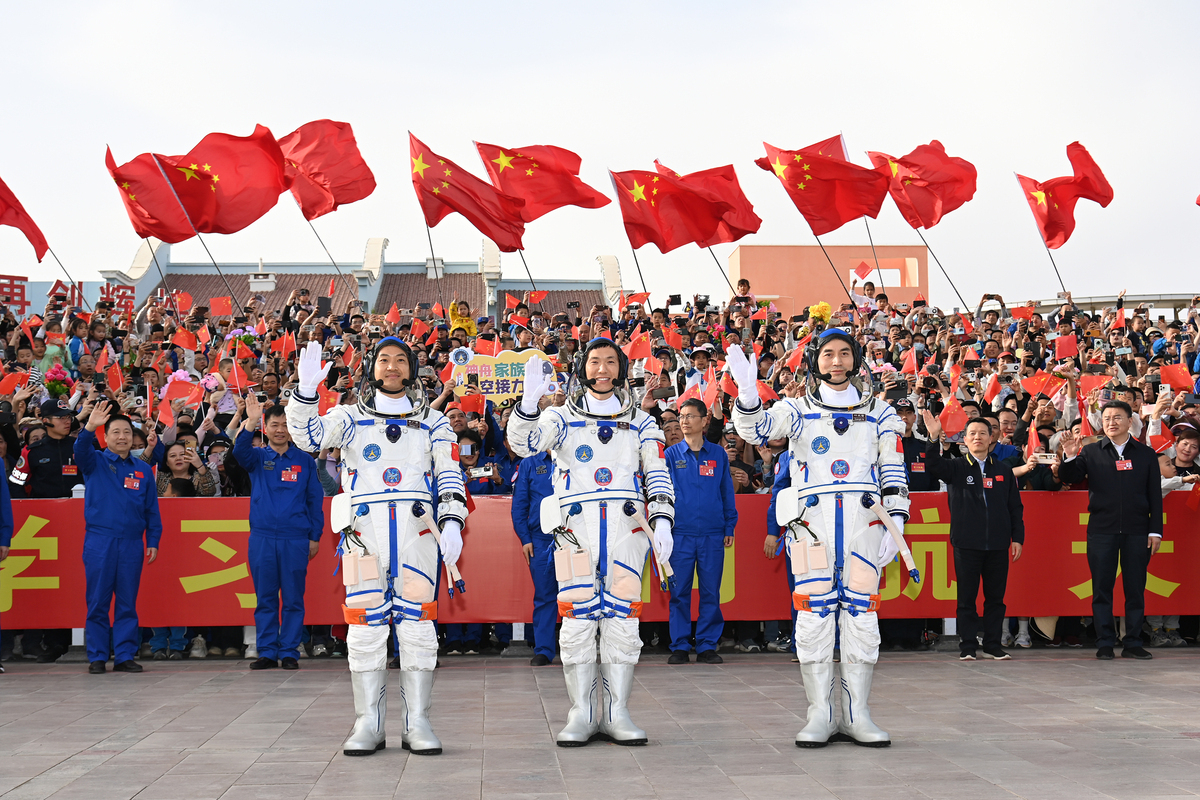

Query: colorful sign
448;348;548;404
2;492;1198;626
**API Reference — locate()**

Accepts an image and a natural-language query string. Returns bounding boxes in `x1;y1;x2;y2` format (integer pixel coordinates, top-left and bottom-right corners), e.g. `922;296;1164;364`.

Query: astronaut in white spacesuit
508;338;675;746
287;337;466;757
728;328;912;747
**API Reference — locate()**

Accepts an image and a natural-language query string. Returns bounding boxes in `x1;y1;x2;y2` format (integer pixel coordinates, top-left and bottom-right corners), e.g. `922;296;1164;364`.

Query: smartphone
790;315;806;323
1099;389;1114;402
668;294;681;306
419;366;435;378
628;377;645;388
317;296;332;316
418;302;432;310
1085;364;1109;374
884;387;908;401
467;373;479;387
566;301;580;309
1182;394;1200;405
1033;453;1059;465
651;386;675;400
1057;292;1069;299
1115;347;1132;356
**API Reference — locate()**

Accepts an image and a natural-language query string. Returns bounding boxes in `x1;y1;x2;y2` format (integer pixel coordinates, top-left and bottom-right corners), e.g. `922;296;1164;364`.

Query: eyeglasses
678;414;704;422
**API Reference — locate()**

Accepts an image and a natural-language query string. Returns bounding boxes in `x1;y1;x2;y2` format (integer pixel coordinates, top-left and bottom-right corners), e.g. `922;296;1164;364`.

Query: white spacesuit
286;338;466;757
728;329;912;748
508;338;675;746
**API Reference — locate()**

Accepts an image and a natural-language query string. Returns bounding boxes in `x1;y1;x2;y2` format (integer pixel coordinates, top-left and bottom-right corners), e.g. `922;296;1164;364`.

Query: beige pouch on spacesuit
789;538;809;575
808;541;829;571
341;552;359;586
553;545;593;582
358;554;380;581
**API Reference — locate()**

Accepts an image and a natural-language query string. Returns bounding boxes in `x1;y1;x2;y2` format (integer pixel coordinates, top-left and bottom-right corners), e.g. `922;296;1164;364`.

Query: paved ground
2;649;1199;799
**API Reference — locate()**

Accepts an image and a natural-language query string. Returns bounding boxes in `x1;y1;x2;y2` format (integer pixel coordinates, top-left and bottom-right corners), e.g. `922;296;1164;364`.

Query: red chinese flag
598;328;612;341
439;360;456;384
529;290;549;304
899;347;918;375
410;318;429;340
93;346;109;374
786;346;806;372
1025;424;1041;460
750;307;768;321
476;142;610;222
1011;306;1034;321
959;314;974;335
867;141;977;230
255;318;268;335
0;175;49;261
197;325;211;345
508;315;530;329
721;371;739;397
317;384;340;415
277;119;376;221
618;291;627;312
327;277;337;298
475;337;500;357
644;353;663;376
609;169;734;254
701;375;719;410
156;398;175;428
626;292;651;306
1079;398;1094;437
459;393;486;415
1055;334;1078;360
342;340;356;368
425;328;439;348
983;373;1002;404
210;296;233;316
679;382;703;405
106;363;124;393
432;302;446;320
164;378;197;401
623;332;652;361
0;372;29;394
854;261;873;280
105;148;196;243
505;293;520;309
269;333;296;358
1150;426;1176;455
385;303;402;325
171;329;198;351
939;397;968;438
663;327;683;351
653;160;761;247
1114;307;1126;329
1016;142;1113;250
1077;374;1112;397
757;381;779;402
410;133;525;252
755;136;889;236
234;341;255;361
1161;363;1194;392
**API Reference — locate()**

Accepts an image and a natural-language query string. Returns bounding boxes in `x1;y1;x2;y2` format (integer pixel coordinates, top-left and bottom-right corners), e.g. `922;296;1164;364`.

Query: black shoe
1096;646;1115;660
249;657;278;670
35;647;65;664
167;650;183;661
152;649;168;661
88;661;106;674
1121;646;1153;660
981;646;1011;660
696;650;723;664
113;660;143;673
667;650;690;665
529;654;551;666
959;651;977;661
388;657;401;669
280;657;299;670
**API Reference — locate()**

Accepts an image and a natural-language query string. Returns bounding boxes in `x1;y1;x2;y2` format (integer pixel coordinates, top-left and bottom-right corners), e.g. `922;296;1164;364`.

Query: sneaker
1015;632;1032;648
1150;629;1169;647
1063;635;1083;648
1096;646;1114;660
959;651;977;661
189;636;207;659
207;646;223;657
243;646;258;659
224;647;242;658
330;640;346;658
152;649;168;661
766;636;792;652
718;637;736;651
463;644;480;655
982;646;1011;660
1001;630;1015;648
167;650;183;660
1167;629;1187;647
696;650;723;664
734;641;761;653
311;643;329;657
298;645;309;658
139;643;153;659
667;650;690;665
1121;646;1153;660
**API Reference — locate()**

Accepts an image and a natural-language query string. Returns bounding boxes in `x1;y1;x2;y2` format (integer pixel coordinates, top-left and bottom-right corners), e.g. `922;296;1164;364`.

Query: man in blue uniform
665;398;738;665
766;451;799;655
511;450;557;666
235;396;324;670
0;465;11;674
75;400;162;674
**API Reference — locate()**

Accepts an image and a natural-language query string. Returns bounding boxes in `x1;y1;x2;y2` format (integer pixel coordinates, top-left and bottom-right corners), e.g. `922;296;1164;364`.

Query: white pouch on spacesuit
330;493;353;533
540;495;564;534
775;486;802;529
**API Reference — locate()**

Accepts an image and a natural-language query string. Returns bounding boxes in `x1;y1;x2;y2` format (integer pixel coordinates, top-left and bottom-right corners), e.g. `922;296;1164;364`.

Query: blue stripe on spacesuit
613;559;641;576
835;494;844;572
403;563;435;586
388;502;398;614
598;501;608;579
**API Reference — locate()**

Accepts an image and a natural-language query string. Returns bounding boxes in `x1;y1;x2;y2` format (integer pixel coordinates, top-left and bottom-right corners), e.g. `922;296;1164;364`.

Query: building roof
147;272;358;315
373;272;485;318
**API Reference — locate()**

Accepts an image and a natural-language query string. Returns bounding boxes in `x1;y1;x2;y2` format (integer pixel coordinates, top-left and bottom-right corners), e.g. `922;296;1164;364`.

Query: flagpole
292;197;358;298
811;234;857;307
706;247;736;294
43;247;92;312
423;225;445;310
862;218;885;293
143;238;183;319
628;248;648;293
914;229;970;312
149;155;243;311
516;250;539;293
1012;172;1068;295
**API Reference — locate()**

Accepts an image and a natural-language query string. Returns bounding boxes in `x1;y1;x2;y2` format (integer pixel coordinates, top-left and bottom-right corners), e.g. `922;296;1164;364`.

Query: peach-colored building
728;244;930;318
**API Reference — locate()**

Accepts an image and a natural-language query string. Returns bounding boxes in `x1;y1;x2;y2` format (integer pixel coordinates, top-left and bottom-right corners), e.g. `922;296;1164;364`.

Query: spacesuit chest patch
575;445;594;463
594;467;613;486
830;459;850;478
811;436;830;455
383;467;403;486
363;444;381;462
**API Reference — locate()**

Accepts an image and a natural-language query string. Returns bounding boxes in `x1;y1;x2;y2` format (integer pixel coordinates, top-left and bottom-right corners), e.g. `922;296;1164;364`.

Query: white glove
297;341;331;397
440;520;463;567
652;518;674;563
877;515;905;566
520;355;553;415
724;345;760;406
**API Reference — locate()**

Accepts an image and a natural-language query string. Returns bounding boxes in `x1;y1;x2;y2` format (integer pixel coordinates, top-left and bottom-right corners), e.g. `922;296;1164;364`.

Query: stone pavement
2;649;1199;799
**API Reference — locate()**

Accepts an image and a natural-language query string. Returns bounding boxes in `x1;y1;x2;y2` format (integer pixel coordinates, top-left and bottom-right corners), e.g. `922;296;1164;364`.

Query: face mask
914;343;925;352
131;448;145;459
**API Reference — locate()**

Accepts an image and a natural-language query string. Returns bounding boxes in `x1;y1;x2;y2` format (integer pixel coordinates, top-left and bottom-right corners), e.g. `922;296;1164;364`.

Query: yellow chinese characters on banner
449;349;548;403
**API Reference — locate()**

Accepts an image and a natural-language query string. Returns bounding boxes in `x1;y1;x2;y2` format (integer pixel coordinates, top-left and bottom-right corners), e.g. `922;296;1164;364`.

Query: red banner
3;493;1198;627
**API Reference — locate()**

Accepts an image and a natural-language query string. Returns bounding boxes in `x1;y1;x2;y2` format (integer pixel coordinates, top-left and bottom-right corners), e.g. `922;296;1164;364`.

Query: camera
1033;453;1058;465
468;466;492;479
419;366;435;378
651;386;675;400
566;301;580;309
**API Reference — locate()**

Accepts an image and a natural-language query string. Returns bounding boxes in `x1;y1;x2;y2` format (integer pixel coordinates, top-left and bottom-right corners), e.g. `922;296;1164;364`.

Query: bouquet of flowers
224;328;256;347
43;364;75;398
159;369;191;399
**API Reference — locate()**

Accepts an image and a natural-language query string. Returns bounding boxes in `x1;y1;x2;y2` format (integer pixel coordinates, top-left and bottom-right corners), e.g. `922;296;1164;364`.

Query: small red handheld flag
529;290;548;304
210;297;233;316
385;303;401;324
854;261;873;280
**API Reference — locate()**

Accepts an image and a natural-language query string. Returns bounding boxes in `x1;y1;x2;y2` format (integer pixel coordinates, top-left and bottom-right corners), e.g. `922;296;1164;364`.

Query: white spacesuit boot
597;663;646;745
837;662;890;746
343;669;387;756
795;662;839;747
399;670;442;755
557;663;600;746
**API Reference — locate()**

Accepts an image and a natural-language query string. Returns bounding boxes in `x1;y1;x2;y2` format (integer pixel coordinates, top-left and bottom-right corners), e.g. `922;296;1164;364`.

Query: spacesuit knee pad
400;565;436;604
609;564;643;603
846;552;881;594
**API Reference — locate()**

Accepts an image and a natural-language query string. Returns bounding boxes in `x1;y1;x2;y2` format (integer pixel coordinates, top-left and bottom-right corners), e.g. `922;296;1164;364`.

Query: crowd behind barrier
2;279;1200;664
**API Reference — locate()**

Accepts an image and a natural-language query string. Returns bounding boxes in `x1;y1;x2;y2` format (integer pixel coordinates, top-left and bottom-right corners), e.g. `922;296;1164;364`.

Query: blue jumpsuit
234;430;324;660
665;440;738;654
510;452;557;659
74;429;162;664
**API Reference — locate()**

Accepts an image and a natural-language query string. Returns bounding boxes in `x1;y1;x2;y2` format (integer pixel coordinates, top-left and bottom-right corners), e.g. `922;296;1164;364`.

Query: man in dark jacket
922;412;1024;661
1058;400;1162;661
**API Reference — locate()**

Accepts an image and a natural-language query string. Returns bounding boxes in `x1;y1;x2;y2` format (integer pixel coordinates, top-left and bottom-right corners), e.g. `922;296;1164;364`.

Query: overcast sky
2;1;1196;306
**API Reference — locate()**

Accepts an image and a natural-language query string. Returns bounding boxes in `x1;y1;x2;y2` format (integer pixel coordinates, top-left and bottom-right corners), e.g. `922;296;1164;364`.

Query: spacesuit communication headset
805;327;867;395
358;336;424;413
566;337;636;417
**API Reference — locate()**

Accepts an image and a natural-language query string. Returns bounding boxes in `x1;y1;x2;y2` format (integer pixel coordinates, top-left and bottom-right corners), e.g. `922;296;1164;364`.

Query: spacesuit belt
601;589;643;619
557;595;603;620
841;586;882;616
394;598;438;621
795;482;878;500
343;598;392;626
794;588;839;617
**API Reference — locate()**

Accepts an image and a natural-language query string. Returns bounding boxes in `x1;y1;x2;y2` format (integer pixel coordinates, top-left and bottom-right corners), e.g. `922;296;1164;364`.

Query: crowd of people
1;274;1198;670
